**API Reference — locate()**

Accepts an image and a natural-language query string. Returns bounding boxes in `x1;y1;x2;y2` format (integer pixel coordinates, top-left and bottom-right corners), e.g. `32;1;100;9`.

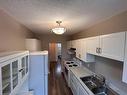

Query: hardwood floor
48;61;73;95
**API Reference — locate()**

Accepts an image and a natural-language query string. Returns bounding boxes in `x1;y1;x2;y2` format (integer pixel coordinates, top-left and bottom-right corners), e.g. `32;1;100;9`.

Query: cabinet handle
96;48;102;54
19;69;23;72
98;48;102;54
96;48;99;53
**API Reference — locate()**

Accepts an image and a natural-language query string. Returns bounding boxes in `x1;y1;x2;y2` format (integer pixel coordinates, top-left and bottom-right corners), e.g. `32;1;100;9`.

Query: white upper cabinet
82;39;95;62
72;40;77;48
68;32;126;62
100;32;125;61
75;39;81;58
67;41;72;49
86;32;125;61
86;36;100;55
75;39;95;62
79;39;86;61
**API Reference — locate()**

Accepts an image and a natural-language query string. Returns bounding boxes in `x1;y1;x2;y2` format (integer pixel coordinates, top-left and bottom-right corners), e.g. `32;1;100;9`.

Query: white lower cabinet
79;84;89;95
123;32;127;83
0;51;29;95
70;71;91;95
70;71;79;95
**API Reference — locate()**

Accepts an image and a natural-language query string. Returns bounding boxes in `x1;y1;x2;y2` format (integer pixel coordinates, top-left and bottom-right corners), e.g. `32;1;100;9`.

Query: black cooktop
73;64;78;67
66;62;71;64
69;65;73;67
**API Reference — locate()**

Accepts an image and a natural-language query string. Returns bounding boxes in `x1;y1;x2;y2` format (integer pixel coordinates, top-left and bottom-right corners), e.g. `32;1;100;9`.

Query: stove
65;61;79;68
63;60;80;87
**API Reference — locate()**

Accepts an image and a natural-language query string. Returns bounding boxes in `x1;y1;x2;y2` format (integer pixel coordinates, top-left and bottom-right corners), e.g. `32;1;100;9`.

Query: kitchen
0;0;127;95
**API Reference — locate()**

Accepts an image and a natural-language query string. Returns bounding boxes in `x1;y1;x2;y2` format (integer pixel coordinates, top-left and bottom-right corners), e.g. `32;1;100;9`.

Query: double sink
80;75;118;95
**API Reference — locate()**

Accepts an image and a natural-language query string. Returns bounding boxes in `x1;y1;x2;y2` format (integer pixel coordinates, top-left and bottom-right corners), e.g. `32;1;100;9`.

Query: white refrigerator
29;51;48;95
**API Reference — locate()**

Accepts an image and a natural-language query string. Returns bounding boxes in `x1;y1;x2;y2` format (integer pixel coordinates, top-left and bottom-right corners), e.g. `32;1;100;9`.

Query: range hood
67;48;76;55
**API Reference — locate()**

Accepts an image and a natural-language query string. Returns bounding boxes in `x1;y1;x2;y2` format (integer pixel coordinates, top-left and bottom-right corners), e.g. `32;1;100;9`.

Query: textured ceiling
0;0;127;35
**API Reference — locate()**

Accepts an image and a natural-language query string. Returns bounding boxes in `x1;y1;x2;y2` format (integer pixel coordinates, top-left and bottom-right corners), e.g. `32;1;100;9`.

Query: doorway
49;43;62;63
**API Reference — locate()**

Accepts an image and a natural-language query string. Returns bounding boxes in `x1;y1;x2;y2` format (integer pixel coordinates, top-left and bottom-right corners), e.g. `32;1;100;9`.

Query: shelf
3;92;10;95
13;75;18;81
2;78;10;87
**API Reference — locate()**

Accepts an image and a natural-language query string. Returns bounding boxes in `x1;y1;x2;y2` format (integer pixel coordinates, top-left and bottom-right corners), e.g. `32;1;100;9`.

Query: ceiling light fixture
51;21;66;35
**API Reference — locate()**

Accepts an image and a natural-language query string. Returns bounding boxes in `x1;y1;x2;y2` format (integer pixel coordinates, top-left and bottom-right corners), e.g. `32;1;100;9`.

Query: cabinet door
76;39;82;59
21;57;26;78
123;61;127;83
1;63;11;95
67;41;70;49
12;60;18;89
122;32;127;83
100;32;125;61
80;39;86;60
72;40;76;48
67;41;72;49
86;36;100;55
25;56;29;74
75;39;95;62
70;72;79;95
79;84;89;95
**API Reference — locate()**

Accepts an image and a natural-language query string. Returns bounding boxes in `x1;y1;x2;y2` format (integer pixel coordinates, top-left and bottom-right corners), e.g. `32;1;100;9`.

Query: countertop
0;51;29;63
69;65;126;95
29;51;48;55
70;66;93;78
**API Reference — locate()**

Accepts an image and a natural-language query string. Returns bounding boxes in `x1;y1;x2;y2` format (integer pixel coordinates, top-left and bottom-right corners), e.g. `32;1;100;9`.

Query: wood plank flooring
48;61;73;95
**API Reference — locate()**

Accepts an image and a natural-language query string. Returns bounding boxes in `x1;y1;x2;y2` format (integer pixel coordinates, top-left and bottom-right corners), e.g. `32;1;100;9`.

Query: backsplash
76;56;127;94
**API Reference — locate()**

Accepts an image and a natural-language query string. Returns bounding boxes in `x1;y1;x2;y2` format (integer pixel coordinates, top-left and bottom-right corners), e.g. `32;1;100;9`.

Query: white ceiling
0;0;127;35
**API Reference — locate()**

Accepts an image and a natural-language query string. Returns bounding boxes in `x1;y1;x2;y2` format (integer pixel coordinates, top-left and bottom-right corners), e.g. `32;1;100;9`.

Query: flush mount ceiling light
51;21;66;35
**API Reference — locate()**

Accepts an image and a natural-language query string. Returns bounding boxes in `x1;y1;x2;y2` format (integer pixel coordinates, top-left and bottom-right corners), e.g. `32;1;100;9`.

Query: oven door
63;65;68;82
63;65;71;87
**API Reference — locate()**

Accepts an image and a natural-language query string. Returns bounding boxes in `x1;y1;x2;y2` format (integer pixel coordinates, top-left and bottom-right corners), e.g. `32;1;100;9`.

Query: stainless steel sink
80;75;118;95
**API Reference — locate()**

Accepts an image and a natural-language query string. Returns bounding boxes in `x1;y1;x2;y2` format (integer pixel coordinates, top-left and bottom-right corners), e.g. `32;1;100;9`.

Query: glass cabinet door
21;57;25;78
26;56;28;74
2;64;11;95
12;60;18;89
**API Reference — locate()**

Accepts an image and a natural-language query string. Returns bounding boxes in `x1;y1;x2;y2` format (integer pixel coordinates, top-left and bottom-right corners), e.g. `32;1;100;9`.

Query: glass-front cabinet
2;64;11;95
21;55;29;79
0;51;29;95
